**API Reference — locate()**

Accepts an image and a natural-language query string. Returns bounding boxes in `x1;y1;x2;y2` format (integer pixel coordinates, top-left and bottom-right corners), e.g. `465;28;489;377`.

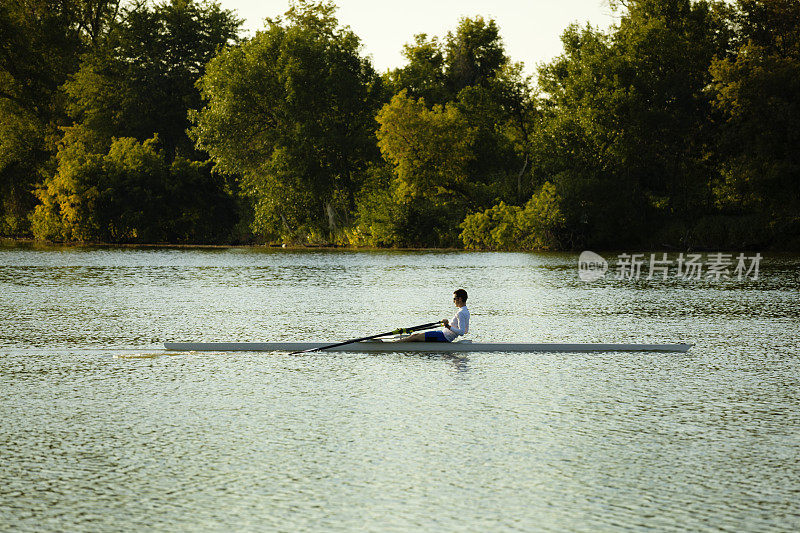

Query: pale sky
220;0;619;75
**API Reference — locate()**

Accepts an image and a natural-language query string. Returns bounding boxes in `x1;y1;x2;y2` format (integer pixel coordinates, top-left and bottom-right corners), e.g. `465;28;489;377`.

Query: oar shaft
290;321;441;354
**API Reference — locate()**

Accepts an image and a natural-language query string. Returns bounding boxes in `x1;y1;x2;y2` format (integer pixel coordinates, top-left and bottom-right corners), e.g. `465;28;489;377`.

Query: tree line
1;0;797;249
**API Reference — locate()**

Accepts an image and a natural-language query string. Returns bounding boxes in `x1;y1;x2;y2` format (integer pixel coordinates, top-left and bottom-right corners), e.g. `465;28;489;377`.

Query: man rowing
397;289;470;343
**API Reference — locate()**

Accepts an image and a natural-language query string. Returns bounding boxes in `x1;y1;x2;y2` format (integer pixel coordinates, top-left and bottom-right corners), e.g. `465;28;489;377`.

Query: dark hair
454;289;468;302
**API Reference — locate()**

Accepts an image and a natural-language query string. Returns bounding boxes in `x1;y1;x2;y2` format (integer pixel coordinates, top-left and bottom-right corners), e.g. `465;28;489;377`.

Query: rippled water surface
1;245;799;531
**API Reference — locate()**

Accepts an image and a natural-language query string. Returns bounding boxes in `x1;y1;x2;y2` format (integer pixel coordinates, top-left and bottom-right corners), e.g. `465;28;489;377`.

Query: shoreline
1;237;792;253
0;237;467;253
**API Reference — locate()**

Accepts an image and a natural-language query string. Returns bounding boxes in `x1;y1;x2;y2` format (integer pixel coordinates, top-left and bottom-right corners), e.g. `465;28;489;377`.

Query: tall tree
367;16;533;247
529;0;731;247
0;0;120;236
31;133;237;243
387;16;510;104
710;0;800;241
376;91;477;205
191;0;384;242
31;0;243;243
444;16;508;94
387;34;449;105
64;0;241;157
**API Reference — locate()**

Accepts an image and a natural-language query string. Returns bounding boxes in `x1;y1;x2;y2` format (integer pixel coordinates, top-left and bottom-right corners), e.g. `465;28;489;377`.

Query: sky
220;0;619;75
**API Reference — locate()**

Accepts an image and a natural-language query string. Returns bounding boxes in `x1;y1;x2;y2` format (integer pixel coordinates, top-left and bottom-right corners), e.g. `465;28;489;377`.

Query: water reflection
445;355;470;373
403;353;470;373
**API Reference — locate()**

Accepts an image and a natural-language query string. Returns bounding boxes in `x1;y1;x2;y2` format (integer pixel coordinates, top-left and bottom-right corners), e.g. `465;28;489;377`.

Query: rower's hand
441;319;449;328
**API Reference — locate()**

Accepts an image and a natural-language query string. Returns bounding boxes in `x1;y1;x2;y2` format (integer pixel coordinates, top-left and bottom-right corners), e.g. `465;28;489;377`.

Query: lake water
1;245;799;531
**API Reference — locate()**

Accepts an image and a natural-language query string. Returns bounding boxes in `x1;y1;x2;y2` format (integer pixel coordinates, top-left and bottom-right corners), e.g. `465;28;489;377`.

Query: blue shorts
424;331;450;342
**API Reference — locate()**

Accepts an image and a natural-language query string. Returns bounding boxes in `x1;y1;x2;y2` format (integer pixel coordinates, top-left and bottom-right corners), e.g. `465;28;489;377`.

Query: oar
290;321;443;355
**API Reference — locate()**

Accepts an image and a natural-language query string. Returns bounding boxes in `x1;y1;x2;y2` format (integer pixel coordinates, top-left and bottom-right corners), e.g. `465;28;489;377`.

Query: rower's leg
395;332;426;342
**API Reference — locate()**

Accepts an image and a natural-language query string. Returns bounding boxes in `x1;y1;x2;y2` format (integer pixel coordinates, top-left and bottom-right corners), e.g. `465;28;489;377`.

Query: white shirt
443;305;470;341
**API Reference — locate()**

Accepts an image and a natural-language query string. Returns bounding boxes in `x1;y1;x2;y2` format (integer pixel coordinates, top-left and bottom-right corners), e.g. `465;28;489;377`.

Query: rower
398;289;470;342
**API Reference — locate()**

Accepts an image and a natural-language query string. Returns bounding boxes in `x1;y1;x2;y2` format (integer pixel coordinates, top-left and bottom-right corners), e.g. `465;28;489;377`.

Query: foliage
1;0;241;240
460;182;565;250
0;0;109;121
444;16;508;95
376;91;476;204
0;0;121;236
32;134;167;242
388;34;450;106
373;89;523;247
348;166;401;246
709;0;800;237
0;102;48;235
3;0;798;249
164;156;240;243
387;16;509;104
64;0;241;157
191;0;384;242
529;0;733;248
350;163;463;248
26;0;242;242
368;17;533;247
31;133;235;243
387;15;533;198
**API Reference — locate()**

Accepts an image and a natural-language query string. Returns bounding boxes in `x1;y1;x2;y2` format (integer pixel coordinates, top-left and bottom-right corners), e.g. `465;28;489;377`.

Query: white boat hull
163;341;693;353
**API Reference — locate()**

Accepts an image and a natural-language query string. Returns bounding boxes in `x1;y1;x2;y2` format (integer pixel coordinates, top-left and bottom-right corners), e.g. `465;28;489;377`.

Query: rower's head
453;289;467;307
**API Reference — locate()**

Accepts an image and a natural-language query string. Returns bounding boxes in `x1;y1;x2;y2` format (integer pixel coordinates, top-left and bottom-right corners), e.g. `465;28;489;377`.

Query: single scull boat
163;341;693;353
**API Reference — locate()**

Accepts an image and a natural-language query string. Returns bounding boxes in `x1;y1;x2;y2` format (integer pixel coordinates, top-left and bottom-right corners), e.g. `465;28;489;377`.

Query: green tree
460;181;565;250
31;135;172;242
376;91;476;205
31;132;236;243
530;0;730;248
444;16;508;94
710;0;800;243
387;34;449;105
29;0;243;243
349;163;458;247
0;101;48;235
65;0;241;158
367;16;534;247
387;16;510;104
0;0;121;236
191;0;384;242
369;90;480;246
